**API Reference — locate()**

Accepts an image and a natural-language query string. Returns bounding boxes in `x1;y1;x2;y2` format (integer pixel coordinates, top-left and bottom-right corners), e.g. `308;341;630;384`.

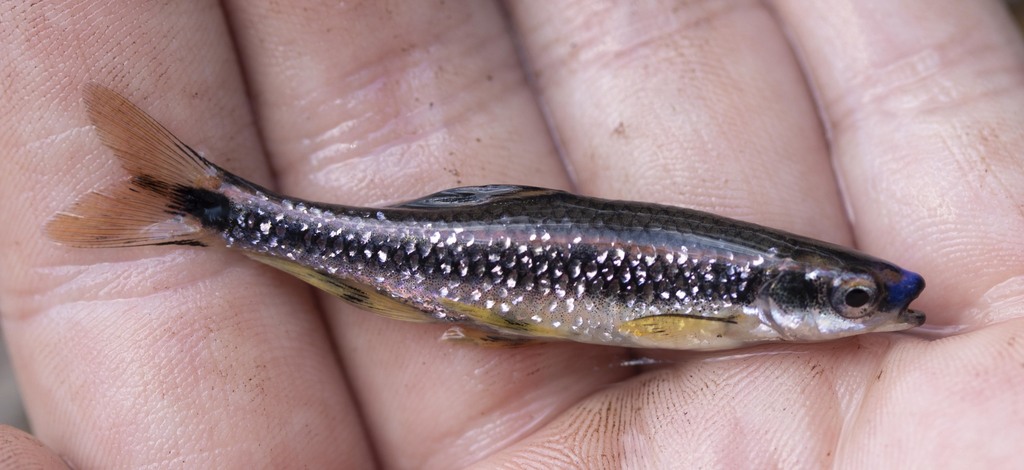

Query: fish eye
831;275;878;319
844;288;872;308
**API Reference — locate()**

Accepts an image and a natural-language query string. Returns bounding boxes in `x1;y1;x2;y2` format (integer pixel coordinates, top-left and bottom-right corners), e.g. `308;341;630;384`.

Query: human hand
1;1;1022;467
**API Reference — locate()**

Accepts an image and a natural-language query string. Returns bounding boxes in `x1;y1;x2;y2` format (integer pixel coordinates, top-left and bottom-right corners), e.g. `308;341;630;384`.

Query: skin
0;0;1022;467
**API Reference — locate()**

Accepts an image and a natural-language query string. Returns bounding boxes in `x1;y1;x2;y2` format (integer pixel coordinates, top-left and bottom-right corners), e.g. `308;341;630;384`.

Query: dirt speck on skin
612;122;626;137
809;362;824;379
443;166;462;185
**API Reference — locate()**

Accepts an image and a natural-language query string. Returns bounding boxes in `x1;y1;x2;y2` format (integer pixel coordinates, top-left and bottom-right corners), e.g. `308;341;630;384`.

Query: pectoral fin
246;254;431;323
617;314;736;349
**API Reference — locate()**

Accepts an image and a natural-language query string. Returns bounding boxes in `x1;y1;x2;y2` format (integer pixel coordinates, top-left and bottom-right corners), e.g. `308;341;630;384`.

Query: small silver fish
45;85;926;350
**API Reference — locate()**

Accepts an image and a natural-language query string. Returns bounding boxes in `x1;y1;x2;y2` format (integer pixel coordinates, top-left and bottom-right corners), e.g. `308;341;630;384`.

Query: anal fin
437;298;563;339
246;253;431;323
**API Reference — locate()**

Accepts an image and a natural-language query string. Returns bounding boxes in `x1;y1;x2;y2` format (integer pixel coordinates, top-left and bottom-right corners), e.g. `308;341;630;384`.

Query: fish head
759;257;925;342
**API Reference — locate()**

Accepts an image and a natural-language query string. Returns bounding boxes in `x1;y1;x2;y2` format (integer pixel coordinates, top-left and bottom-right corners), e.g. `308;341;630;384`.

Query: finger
771;0;1024;324
0;425;68;469
0;2;370;467
508;0;850;244
223;1;632;468
763;1;1024;466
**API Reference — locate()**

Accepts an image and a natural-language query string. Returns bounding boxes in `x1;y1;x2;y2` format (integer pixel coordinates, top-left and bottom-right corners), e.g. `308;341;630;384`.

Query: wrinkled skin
1;1;1023;468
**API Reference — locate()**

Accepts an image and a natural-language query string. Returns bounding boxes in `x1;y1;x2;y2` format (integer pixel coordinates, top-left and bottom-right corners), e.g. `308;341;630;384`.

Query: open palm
1;1;1022;468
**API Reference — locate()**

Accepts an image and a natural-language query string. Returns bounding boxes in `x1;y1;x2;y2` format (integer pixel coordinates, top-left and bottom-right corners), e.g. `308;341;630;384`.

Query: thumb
0;425;69;469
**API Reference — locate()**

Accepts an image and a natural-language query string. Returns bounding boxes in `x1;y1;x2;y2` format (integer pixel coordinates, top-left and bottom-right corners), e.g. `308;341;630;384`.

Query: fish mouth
871;308;926;333
901;309;926;327
877;269;926;332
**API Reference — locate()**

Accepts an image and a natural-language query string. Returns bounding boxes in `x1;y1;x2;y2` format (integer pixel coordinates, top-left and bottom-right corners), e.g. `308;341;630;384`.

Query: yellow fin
440;326;538;348
247;253;431;323
617;314;734;349
437;298;564;339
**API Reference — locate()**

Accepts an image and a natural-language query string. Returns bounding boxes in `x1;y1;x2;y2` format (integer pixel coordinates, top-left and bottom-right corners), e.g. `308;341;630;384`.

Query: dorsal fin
390;185;565;209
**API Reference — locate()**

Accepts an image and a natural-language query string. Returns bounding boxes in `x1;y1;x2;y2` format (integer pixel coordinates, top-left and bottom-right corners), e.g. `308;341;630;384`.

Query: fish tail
45;84;231;248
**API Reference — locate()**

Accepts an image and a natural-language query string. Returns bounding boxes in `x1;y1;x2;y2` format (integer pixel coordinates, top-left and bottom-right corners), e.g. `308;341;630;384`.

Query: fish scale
213;182;784;346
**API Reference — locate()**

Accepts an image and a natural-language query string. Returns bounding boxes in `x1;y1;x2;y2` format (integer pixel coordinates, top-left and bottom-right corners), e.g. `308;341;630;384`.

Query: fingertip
0;425;70;470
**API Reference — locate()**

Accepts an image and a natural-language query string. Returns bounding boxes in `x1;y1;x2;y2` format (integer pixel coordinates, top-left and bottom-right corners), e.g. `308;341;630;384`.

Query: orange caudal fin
45;84;229;248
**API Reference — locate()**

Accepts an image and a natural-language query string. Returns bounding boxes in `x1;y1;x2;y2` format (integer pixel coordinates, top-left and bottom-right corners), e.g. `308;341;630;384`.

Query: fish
44;84;926;350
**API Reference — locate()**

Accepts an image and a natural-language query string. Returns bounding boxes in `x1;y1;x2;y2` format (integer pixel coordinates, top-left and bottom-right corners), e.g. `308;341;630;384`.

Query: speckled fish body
46;85;927;350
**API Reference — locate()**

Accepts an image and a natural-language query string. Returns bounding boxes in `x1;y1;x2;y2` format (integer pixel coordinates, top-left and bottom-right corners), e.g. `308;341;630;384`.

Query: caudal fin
45;84;227;247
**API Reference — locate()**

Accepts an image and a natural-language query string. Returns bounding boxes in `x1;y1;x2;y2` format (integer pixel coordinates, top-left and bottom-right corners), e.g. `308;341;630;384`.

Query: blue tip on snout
886;269;925;306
